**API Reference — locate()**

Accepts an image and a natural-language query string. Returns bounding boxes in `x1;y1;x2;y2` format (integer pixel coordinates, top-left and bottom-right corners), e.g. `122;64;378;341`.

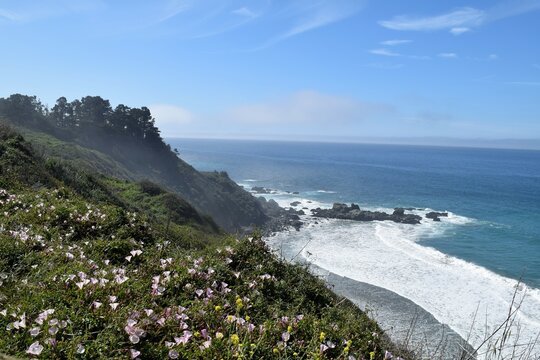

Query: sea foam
265;197;540;357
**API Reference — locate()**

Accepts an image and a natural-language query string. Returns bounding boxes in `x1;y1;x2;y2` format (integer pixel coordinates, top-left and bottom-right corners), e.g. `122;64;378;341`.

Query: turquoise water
171;138;540;288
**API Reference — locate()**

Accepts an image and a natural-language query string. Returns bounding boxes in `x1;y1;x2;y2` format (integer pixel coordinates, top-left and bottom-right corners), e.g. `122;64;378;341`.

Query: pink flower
92;301;103;309
174;330;192;345
26;341;44;356
129;349;141;359
282;332;290;342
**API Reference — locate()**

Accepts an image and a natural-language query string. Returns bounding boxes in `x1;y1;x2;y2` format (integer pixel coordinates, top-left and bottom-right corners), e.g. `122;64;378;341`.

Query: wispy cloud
438;53;458;59
369;48;401;57
250;0;364;50
0;0;105;23
225;91;393;125
450;27;470;35
364;62;404;70
231;7;257;18
0;8;23;22
380;39;412;46
379;1;540;34
159;0;193;23
369;48;430;60
379;7;484;32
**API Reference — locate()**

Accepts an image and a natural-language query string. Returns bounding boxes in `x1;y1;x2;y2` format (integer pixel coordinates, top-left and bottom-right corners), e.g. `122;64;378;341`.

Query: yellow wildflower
230;334;240;346
236;297;243;310
215;305;222;312
319;332;326;342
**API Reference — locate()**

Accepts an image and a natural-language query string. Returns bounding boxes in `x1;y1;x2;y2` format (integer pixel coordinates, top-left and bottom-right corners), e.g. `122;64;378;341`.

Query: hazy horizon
166;135;540;151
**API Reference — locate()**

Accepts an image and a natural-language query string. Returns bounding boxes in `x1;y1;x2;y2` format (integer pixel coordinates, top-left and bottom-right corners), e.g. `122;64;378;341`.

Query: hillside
0;123;403;359
0;94;267;232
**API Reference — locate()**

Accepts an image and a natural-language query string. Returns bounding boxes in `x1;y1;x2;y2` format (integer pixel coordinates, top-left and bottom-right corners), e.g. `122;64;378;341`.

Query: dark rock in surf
252;186;272;194
312;203;422;225
425;211;448;222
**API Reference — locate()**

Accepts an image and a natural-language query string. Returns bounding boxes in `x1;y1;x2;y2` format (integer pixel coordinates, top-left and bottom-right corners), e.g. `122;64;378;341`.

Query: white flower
29;327;41;337
130;349;141;359
92;301;103;309
169;350;179;359
110;303;119;310
129;334;140;344
76;344;85;354
26;341;44;356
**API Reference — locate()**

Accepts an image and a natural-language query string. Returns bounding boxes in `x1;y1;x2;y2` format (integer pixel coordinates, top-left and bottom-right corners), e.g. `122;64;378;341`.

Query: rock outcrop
312;203;422;225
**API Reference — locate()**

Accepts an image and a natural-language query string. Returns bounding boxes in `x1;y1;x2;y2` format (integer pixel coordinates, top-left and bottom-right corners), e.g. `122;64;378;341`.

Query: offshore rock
312;203;422;225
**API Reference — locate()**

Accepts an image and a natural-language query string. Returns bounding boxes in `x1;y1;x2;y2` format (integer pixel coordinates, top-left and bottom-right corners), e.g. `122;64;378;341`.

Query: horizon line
164;135;540;151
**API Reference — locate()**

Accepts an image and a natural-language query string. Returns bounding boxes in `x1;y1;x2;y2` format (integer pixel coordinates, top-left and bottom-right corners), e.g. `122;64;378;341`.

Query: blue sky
1;0;539;142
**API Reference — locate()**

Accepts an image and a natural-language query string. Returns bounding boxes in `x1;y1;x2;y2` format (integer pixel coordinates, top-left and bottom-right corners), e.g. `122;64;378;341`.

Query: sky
1;0;540;143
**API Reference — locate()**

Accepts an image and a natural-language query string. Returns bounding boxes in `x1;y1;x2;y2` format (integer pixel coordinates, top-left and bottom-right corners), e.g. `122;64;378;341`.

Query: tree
76;96;112;127
0;94;47;125
51;97;74;128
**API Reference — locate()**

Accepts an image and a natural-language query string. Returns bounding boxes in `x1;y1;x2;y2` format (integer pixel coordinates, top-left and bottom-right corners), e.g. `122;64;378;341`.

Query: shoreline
253;183;540;359
264;232;475;360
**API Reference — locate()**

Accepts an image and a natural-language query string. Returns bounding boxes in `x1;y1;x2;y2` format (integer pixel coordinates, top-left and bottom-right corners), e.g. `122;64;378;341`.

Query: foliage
0;186;398;359
0;94;268;232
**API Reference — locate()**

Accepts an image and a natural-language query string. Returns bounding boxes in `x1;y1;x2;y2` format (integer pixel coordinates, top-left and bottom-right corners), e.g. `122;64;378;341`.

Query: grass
0;186;401;359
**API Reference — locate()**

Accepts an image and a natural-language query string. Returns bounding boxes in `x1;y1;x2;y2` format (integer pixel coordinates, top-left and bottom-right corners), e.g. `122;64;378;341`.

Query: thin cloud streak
379;0;540;34
450;27;470;35
0;0;105;23
438;53;458;58
0;8;23;22
158;0;193;23
379;7;484;31
250;0;365;51
370;48;401;57
380;39;412;46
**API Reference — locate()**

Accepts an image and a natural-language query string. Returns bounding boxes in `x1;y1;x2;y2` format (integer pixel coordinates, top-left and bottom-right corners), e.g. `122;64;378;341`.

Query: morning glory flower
26;341;44;356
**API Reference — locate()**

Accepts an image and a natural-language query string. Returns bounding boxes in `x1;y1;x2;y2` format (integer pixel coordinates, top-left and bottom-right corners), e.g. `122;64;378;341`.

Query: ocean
168;138;540;357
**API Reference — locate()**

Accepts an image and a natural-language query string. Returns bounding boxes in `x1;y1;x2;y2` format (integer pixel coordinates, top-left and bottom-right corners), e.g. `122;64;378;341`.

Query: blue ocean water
171;138;540;289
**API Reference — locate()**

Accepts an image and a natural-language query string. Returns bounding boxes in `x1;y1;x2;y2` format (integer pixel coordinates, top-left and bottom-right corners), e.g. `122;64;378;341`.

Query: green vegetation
0;126;404;359
0;94;268;231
